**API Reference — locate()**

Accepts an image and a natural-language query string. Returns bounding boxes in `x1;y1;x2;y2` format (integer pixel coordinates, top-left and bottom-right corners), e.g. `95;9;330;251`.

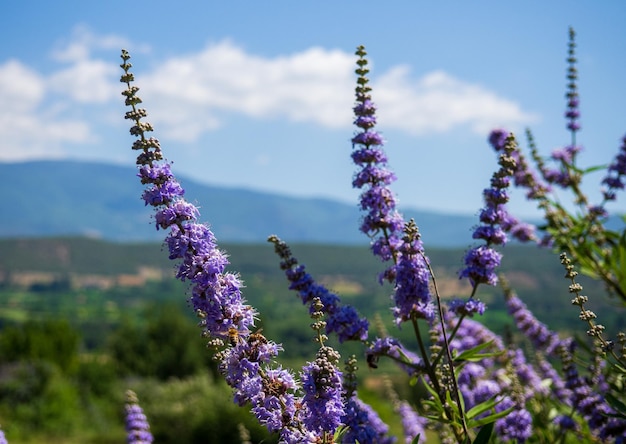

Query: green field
0;237;623;442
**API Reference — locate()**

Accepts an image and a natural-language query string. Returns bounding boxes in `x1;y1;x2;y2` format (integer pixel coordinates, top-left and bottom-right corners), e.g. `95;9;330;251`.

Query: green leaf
605;393;626;417
465;397;500;420
454;340;501;363
410;433;421;444
472;421;495;444
469;407;514;428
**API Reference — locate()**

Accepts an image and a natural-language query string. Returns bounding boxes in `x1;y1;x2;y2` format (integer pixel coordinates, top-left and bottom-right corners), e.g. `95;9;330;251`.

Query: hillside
1;160;481;246
0;236;623;341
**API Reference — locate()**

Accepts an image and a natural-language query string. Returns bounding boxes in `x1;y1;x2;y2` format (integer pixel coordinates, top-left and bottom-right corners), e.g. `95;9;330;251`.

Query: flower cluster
351;46;405;266
268;234;369;342
459;133;518;289
391;220;435;325
565;27;581;137
602;135;626;201
125;390;153;444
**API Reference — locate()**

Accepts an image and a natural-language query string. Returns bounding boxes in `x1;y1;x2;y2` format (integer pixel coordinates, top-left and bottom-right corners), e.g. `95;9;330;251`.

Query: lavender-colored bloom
352;46;406;266
508;348;548;398
397;401;426;444
488;128;551;204
269;235;369;343
125;390;153;444
301;346;345;436
122;51;313;441
459;245;502;287
0;429;7;444
488;128;509;152
342;397;396;444
553;414;578;432
251;367;300;433
565;27;581;137
551;144;581;164
494;397;532;443
601;135;626;201
536;358;571;404
448;298;486;317
559;353;626;440
506;293;563;356
366;337;424;377
460;133;517;289
392;227;435;324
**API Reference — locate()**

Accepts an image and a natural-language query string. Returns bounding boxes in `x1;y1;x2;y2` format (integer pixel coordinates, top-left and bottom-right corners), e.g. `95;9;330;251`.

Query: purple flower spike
565;27;581;141
461;133;518;289
269;235;369;343
397;401;426;444
342;397;395;444
301;346;345;436
505;292;563;356
448;298;486;317
601;135;626;201
352;46;406;266
125;390;153;444
391;220;434;325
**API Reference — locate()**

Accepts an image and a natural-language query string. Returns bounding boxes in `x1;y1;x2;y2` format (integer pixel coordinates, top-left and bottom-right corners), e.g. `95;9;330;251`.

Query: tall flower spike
392;219;435;325
121;51;316;441
120;49;256;343
601;134;626;201
459;133;517;289
351;45;405;266
268;234;369;342
125;390;154;444
565;27;581;143
340;356;395;444
298;299;345;438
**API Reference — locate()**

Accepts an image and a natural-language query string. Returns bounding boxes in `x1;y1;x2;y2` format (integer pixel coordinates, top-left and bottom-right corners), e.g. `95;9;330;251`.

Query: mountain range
1;160;491;246
5;159;622;247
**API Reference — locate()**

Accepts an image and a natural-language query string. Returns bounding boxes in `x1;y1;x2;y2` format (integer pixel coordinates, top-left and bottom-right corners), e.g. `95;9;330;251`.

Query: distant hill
0;160;487;246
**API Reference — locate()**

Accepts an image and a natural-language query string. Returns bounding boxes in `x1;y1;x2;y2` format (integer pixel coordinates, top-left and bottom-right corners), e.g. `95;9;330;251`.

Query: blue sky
1;1;625;218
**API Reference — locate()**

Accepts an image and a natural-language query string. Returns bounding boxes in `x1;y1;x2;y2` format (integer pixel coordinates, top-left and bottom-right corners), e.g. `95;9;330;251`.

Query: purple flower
448;298;486;317
125;390;153;444
494;397;532;443
301;346;345;436
461;133;517;289
366;337;424;377
488;128;509;152
269;235;368;343
506;292;563;356
251;367;300;433
565;27;581;139
0;429;7;444
391;222;435;324
352;46;406;266
341;397;396;444
459;245;502;287
397;401;426;444
601;135;626;201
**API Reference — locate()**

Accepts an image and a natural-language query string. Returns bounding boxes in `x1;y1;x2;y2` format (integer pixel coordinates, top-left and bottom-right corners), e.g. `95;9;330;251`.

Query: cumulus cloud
375;66;537;134
0;59;90;160
139;40;536;141
0;26;537;161
139;40;356;141
0;26;145;161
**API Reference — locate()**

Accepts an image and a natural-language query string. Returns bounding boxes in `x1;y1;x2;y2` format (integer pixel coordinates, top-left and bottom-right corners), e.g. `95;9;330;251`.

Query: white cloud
374;66;538;134
137;41;537;141
48;25;138;104
0;59;90;160
0;27;537;161
139;40;356;141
